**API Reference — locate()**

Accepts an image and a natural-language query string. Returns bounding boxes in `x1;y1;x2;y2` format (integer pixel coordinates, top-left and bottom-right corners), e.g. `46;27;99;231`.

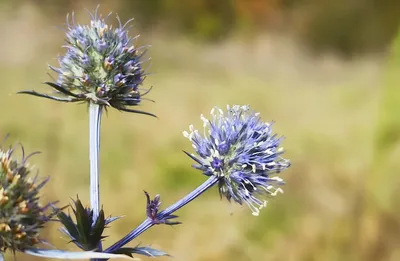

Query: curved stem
89;102;103;255
105;176;218;253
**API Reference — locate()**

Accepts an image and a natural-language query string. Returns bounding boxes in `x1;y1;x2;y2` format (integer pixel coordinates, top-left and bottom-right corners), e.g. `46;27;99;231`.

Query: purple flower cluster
183;105;290;216
19;8;153;116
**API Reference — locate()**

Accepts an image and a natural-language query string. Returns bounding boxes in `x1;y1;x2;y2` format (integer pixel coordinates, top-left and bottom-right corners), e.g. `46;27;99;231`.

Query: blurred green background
1;0;400;260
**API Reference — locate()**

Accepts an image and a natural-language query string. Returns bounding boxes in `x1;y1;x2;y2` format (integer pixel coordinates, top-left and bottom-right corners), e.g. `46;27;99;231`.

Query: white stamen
211;149;220;158
244;200;260;216
271;188;284;196
270;177;283;182
265;149;273;154
200;114;209;127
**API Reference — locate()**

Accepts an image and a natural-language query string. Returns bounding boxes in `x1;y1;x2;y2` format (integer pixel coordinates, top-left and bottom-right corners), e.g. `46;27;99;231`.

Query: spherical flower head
183;105;290;216
0;145;55;253
19;8;154;116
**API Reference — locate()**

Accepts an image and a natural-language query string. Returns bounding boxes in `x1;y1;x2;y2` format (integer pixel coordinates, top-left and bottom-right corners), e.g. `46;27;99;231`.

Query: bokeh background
1;0;400;260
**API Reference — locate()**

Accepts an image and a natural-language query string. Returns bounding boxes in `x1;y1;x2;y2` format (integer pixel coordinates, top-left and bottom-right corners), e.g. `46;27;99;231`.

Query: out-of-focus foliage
122;0;400;56
293;0;400;56
119;0;283;40
3;0;400;55
371;28;400;210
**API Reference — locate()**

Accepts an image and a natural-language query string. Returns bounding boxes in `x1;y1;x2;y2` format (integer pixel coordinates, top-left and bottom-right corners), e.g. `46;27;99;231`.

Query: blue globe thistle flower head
183;105;290;216
19;8;154;116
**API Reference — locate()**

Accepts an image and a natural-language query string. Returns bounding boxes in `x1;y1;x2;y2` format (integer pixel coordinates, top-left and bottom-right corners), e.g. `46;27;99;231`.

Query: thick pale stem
89;102;103;253
0;253;4;261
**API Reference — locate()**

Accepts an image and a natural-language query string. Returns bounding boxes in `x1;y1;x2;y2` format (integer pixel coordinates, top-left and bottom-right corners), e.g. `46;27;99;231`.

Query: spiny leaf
92;209;106;242
57;211;80;240
44;82;82;98
17;91;80;102
115;106;157;118
74;199;90;245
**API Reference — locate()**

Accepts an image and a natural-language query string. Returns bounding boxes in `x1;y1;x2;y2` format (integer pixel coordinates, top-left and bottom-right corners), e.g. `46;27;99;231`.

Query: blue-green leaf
24;249;134;259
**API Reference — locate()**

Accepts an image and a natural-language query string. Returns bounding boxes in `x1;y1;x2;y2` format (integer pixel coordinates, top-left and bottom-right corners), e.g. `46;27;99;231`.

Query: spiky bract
57;197;123;251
